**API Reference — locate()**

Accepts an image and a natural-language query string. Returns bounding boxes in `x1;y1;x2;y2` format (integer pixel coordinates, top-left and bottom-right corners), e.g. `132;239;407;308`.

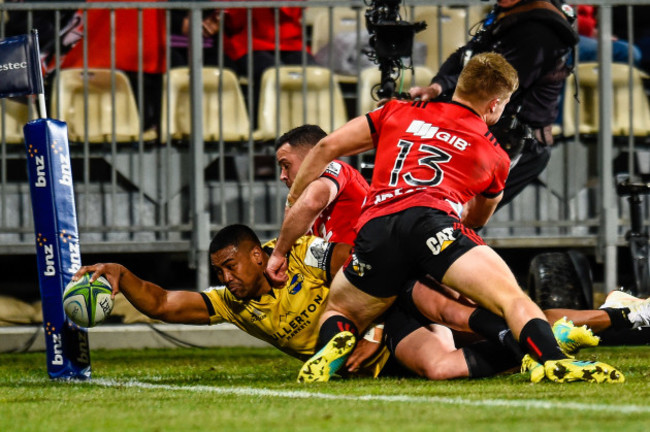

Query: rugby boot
600;290;642;309
543;358;625;383
552;317;600;357
600;291;650;328
297;331;356;383
521;354;545;383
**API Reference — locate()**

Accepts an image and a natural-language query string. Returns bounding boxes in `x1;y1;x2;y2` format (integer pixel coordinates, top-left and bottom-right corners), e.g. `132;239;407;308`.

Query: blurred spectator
576;5;641;65
59;0;167;131
220;1;316;126
168;3;234;68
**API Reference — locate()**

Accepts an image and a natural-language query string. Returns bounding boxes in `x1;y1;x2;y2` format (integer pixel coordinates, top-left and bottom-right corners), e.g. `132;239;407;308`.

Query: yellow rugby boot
552;317;600;357
297;331;356;383
521;354;546;383
543;358;625;383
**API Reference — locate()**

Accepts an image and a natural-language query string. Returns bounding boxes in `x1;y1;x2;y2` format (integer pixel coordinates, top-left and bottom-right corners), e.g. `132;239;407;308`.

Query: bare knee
414;357;468;381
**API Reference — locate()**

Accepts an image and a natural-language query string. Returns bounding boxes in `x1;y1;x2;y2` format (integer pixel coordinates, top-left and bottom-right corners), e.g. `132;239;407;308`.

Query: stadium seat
50;68;156;143
563;62;650;137
0;99;29;144
253;66;348;141
311;7;366;59
310;7;368;83
160;67;250;143
357;65;435;116
413;6;469;73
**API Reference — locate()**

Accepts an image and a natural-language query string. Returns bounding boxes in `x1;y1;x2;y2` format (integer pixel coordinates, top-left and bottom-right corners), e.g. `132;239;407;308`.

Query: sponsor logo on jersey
305;238;329;270
406;120;470;151
245;305;267;323
425;227;456;255
325;161;342;177
349;253;372;277
271;294;325;341
373;186;427;204
288;274;304;295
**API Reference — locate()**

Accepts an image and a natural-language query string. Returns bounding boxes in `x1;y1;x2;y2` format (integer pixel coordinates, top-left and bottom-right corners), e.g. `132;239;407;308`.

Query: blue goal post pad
24;118;91;380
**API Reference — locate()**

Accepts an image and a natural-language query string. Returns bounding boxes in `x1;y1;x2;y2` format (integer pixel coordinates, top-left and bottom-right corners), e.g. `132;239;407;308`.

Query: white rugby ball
63;273;114;328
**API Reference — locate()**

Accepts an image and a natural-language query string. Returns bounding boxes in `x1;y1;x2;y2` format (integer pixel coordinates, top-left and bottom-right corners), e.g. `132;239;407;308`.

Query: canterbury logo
406;120;470;151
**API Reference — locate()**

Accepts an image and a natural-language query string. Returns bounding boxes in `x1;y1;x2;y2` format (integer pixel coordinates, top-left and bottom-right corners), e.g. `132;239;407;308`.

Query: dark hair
274;124;327;150
209;224;261;255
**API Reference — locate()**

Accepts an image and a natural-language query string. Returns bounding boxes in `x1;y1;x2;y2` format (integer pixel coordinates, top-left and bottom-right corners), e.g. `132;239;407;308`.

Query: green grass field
1;346;649;432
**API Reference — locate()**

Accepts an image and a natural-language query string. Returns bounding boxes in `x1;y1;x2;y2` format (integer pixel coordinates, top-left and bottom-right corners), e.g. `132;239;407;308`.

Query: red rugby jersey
359;99;510;228
310;160;369;246
222;5;307;61
61;0;166;74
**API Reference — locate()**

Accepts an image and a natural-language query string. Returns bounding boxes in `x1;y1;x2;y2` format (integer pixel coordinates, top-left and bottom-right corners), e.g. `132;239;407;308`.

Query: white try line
92;378;650;414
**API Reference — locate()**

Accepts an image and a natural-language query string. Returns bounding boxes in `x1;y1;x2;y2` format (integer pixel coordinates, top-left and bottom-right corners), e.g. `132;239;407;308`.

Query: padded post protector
24;118;91;380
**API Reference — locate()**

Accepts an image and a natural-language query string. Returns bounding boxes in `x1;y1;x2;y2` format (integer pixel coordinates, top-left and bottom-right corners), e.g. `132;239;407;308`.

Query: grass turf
1;345;649;432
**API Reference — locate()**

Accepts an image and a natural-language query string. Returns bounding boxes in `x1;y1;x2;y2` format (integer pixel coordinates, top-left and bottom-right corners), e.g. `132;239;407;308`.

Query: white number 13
389;139;452;187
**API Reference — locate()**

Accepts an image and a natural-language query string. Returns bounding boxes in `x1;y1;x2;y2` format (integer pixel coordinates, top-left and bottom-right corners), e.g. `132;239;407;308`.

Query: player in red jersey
275;53;623;383
270;125;369;269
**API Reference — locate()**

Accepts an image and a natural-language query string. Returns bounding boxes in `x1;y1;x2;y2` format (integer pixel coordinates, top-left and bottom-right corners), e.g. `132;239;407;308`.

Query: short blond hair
455;52;519;104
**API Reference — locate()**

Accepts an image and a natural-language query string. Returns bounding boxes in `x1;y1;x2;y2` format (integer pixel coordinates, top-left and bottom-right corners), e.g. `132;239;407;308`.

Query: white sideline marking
92;378;650;414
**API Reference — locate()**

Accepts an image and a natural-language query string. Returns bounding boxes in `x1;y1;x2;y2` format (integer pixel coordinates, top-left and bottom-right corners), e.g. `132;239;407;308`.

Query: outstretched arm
73;263;210;325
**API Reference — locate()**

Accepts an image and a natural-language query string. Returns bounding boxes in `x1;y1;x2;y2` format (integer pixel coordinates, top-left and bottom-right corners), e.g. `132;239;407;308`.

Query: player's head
496;0;523;9
454;52;519;126
275;125;328;188
209;224;268;299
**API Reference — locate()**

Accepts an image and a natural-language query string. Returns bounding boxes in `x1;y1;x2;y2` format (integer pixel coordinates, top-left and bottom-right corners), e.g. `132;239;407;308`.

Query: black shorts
379;281;432;378
383;280;432;355
343;207;485;298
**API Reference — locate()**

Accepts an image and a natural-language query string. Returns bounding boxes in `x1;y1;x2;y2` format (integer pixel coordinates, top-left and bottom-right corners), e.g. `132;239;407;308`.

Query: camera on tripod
364;0;426;99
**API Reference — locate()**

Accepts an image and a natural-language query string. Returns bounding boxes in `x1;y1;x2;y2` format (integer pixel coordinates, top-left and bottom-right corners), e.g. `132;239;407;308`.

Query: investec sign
0;61;27;71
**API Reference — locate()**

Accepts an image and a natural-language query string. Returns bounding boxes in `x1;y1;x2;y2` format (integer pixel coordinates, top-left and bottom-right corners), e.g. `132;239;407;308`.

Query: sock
519;318;566;363
317;315;358;350
462;340;521;378
601;307;633;330
468;308;525;360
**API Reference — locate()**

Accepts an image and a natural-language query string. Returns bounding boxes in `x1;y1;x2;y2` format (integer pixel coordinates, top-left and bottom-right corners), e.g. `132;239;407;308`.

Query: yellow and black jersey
201;235;389;377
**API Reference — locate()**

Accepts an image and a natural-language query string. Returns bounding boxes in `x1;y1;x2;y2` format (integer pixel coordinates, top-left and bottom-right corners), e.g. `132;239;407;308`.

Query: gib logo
51;141;72;187
60;229;81;274
27;144;47;188
0;61;27;72
45;322;64;366
37;233;56;277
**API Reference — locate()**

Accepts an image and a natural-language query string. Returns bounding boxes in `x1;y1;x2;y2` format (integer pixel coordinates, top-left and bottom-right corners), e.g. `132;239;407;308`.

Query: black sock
317;315;358;350
519;318;566;363
468;308;525;360
463;340;521;378
601;307;633;330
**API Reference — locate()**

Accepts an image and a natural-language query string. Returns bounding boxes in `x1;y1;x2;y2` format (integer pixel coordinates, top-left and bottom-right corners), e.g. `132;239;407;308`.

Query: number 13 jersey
360;99;510;228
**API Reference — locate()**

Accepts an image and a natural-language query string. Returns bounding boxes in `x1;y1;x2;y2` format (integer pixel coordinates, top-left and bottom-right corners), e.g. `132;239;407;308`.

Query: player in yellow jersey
72;224;389;377
73;224;644;382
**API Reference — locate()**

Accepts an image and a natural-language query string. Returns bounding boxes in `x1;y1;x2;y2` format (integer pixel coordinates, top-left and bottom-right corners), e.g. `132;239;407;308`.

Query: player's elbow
301;192;329;214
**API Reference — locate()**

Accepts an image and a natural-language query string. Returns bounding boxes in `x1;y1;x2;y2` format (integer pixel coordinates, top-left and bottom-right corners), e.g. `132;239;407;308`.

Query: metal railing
0;0;648;292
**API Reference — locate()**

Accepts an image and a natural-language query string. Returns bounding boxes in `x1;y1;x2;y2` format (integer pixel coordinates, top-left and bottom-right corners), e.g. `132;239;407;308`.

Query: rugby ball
63;273;114;327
